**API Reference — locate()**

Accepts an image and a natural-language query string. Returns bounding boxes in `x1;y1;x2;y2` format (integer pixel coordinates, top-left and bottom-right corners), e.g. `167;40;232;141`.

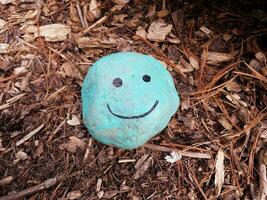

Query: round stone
82;52;180;149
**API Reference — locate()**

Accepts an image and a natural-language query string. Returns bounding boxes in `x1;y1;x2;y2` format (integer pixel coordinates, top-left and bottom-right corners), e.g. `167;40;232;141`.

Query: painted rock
82;52;180;149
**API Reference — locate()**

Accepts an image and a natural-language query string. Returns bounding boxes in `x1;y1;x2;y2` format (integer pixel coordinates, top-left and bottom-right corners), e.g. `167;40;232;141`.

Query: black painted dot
143;75;151;82
113;78;122;87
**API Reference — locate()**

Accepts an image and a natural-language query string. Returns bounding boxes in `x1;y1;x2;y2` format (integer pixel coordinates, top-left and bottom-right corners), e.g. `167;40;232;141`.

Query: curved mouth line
107;100;159;119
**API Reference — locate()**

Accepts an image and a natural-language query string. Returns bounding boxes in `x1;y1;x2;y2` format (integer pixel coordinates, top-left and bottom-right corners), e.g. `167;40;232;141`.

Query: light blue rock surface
82;52;179;149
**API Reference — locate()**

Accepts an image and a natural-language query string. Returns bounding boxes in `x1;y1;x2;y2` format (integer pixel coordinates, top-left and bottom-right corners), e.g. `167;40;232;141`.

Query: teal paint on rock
82;52;180;149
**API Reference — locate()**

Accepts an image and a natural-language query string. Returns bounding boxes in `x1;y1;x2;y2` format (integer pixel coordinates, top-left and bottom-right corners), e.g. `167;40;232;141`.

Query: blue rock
82;52;179;149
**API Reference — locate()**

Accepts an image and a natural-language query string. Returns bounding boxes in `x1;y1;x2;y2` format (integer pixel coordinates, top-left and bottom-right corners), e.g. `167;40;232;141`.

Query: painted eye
142;75;151;82
113;78;122;87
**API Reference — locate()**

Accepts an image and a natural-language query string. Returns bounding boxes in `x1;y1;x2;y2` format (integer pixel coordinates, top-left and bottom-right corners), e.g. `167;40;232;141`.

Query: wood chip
157;9;169;18
96;178;102;192
61;136;86;153
97;191;104;199
0;0;12;5
89;0;101;19
60;62;80;78
0;43;10;54
113;14;128;23
118;159;136;163
255;52;266;65
189;57;199;70
0;18;6;28
135;26;147;39
226;94;247;107
16;124;44;147
133;155;153;179
147;19;172;42
67;190;81;200
13;66;27;75
27;24;71;42
204;51;234;65
13;151;29;164
200;26;212;35
223;33;232;41
35;140;44;157
218;116;232;130
215;149;224;197
112;0;130;5
0;139;5;152
102;190;118;199
226;81;241;92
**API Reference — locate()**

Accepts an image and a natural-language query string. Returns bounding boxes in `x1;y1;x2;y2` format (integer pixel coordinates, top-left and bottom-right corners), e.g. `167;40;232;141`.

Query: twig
144;144;212;159
0;171;81;200
44;85;67;101
0;176;14;187
0;93;26;111
82;16;107;35
76;3;86;28
187;167;209;200
16;124;44;147
259;149;267;200
48;119;66;142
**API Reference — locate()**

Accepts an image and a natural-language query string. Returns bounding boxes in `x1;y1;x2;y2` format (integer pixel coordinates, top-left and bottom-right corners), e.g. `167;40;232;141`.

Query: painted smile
107;100;159;119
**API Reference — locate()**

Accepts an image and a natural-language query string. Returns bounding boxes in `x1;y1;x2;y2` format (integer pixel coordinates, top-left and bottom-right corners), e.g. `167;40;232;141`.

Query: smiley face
82;52;179;149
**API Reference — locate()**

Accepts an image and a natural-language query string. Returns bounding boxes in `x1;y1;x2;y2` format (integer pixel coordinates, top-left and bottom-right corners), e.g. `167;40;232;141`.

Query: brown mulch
0;0;267;199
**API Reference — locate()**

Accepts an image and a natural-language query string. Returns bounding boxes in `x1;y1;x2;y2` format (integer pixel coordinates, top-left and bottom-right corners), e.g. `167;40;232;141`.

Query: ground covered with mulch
0;0;267;199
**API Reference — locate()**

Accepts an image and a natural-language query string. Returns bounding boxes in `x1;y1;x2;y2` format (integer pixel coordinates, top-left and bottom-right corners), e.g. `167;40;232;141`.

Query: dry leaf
147;19;172;42
215;149;224;197
204;51;234;65
62;136;86;153
0;43;10;54
67;115;81;126
67;190;81;200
